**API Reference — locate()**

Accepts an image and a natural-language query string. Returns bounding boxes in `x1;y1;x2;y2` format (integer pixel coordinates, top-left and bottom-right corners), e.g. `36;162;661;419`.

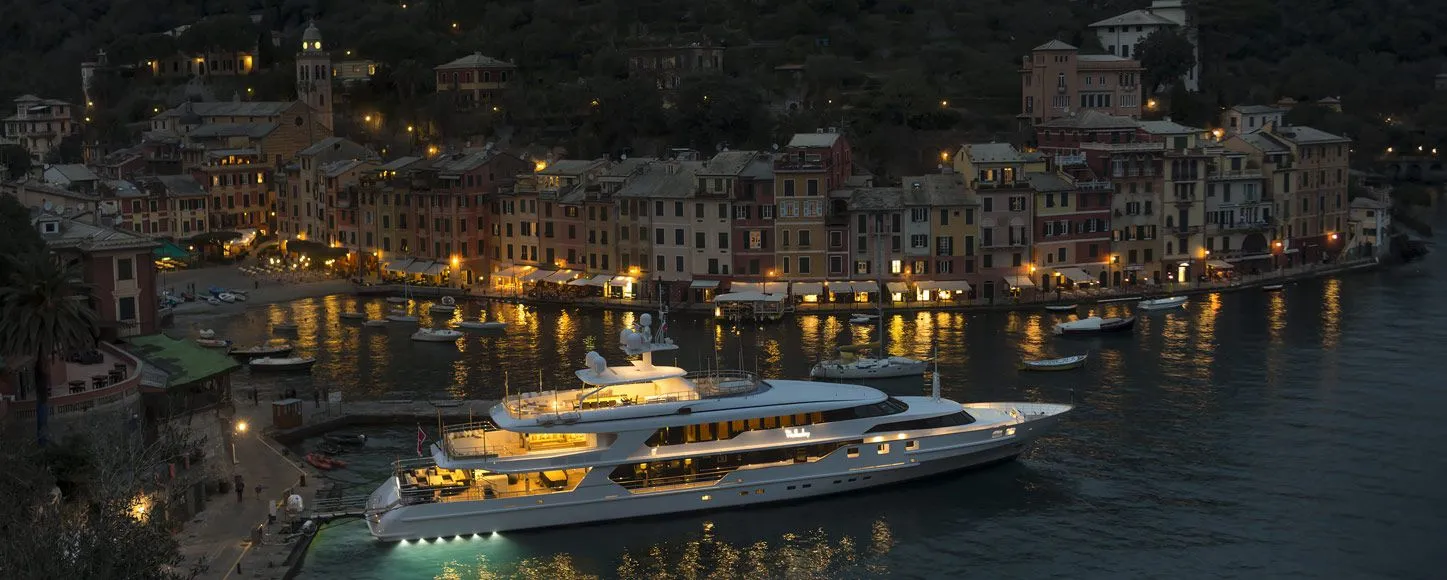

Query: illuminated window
890;259;902;274
846;447;859;458
906;440;919;451
877;443;890;455
700;495;711;501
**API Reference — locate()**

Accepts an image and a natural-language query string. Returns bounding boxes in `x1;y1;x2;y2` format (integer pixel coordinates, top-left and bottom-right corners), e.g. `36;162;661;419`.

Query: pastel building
1019;41;1144;127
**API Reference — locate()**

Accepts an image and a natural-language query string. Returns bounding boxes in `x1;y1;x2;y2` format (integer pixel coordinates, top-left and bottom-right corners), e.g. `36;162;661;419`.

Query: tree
1136;29;1196;93
0;413;194;579
0;252;99;444
669;73;769;153
1;145;33;180
0;195;44;282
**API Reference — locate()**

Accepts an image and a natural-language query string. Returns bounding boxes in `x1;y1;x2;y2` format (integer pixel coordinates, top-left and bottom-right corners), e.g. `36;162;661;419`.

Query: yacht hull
365;407;1066;541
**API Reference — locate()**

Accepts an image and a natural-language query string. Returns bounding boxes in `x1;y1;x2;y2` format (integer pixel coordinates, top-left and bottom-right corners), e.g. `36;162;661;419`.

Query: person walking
234;474;244;503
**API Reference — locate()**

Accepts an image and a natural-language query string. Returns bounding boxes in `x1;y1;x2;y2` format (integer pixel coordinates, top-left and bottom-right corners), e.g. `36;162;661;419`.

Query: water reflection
1321;278;1342;350
428;520;897;580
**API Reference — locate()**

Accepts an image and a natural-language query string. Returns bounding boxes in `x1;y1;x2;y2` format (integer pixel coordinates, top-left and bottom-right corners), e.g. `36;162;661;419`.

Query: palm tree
0;252;99;444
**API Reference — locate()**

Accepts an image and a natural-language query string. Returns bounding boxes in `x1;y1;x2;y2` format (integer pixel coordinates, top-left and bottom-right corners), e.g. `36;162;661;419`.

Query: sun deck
498;369;764;424
441;423;600;460
393;459;589;506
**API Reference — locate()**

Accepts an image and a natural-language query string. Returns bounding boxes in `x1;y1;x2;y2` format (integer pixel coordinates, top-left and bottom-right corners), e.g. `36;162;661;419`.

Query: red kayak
305;452;347;470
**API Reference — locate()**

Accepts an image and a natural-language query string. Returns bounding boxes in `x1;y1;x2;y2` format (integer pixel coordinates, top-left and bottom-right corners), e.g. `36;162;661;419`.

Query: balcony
0;342;143;422
1168;225;1202;235
1208;168;1264;180
982;239;1029;249
1219;219;1274;232
1077;180;1114;192
1080;141;1164;153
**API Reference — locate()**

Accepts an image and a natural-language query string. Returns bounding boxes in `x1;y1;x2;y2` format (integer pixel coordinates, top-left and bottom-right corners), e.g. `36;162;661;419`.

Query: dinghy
1018;353;1089;371
1137;296;1188;311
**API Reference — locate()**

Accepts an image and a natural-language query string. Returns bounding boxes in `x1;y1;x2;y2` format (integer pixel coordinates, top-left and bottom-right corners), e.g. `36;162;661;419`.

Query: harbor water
194;241;1447;579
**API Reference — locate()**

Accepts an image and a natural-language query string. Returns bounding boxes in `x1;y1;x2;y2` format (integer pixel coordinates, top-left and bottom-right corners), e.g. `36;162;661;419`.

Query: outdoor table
68;380;85;394
91;375;108;390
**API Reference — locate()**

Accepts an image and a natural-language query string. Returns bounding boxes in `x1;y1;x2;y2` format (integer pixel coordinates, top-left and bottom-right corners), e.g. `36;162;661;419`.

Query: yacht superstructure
364;311;1072;541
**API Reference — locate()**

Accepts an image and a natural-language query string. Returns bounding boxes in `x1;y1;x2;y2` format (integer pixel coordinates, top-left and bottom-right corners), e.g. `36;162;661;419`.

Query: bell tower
295;20;333;131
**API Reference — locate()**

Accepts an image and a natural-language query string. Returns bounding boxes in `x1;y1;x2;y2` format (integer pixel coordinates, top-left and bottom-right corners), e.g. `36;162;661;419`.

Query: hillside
2;0;1443;175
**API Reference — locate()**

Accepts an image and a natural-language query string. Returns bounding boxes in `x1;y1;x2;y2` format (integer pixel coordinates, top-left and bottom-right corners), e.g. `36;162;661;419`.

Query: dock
267;396;498;445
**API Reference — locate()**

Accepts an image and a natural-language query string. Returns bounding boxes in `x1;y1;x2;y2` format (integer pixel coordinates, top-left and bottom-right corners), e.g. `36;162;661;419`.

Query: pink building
1019;40;1145;127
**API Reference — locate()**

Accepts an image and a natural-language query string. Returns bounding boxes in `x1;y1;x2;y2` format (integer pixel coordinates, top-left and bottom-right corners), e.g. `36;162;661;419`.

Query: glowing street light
235;420;248;434
1147;99;1159;110
940;100;949;108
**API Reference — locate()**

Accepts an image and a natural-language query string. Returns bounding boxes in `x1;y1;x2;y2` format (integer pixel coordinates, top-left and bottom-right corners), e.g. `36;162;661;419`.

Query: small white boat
198;329;216;339
810;356;928;379
386;313;419;323
411;328;464;342
1137;296;1188;311
275;323;298;332
457;320;507;331
364;319;389;327
1018;353;1089;371
429;296;457;314
249;356;317;372
230;341;295;358
1053;316;1137;335
340;312;366;320
217;293;237;303
1044;304;1078;312
1263;284;1284;292
848;314;879;325
207;297;221;306
386;296;409;304
229;289;249;296
196;338;231;348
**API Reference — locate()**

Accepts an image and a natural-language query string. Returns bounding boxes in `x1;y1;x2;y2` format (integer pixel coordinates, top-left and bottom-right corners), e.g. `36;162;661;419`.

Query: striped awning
521;269;551;282
791;282;823;296
1054;267;1094;284
1004;275;1035;289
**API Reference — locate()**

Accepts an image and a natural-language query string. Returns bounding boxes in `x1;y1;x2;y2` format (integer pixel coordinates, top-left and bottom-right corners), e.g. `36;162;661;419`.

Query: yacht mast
875;211;886;359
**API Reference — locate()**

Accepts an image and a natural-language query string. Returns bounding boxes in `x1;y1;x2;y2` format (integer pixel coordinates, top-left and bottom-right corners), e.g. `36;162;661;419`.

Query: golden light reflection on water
431;520;896;580
1321;278;1341;350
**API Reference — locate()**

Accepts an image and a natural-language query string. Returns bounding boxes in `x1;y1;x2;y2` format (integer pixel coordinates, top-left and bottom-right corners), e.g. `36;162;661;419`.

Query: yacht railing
684;370;762;397
496;370;762;421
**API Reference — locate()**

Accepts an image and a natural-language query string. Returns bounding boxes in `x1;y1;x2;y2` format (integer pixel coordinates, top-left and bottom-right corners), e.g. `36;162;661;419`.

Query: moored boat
387;313;419;323
1053;316;1136;335
1137;296;1188;311
411;328;464;342
306;452;348;470
198;329;216;339
848;313;879;325
362;309;1073;541
1017;353;1089;371
249;356;317;372
229;340;295;358
429;296;458;314
364;319;389;327
457;320;507;331
217;292;237;303
1044;304;1078;312
1263;284;1284;292
810;355;929;379
196;338;231;348
340;311;367;320
387;296;409;304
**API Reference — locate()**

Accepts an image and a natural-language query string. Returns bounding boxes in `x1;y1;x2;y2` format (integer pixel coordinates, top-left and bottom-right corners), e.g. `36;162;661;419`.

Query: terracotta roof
435;52;515;70
1090;10;1180;28
1033;40;1077;51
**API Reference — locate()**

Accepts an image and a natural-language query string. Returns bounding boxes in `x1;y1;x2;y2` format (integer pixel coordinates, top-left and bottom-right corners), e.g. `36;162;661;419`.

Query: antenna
931;346;941;401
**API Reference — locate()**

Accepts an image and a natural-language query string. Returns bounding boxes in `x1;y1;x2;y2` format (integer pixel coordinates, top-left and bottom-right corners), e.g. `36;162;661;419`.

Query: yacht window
644;401;905;447
863;411;975;434
611;439;863;489
847;447;860;458
906;440;919;451
877;443;889;455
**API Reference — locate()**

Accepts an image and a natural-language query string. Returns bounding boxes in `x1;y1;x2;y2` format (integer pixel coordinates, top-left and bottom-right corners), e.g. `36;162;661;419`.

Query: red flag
416;425;426;457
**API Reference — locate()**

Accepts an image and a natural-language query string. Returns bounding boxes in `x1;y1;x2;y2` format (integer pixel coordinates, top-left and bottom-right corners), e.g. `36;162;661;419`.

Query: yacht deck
500;370;764;422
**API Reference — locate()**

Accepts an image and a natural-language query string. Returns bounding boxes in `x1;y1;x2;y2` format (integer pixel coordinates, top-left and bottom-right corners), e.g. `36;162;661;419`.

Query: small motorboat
1263;284;1284;292
412;328;464;342
1018;353;1089;372
249;356;317;372
1138;296;1188;311
387;313;419;323
230;291;248;302
340;312;366;320
1045;304;1078;312
810;356;928;379
198;329;216;339
429;296;457;314
848;314;879;325
274;323;299;332
196;338;231;348
457;320;507;331
229;289;249;297
324;433;368;446
207;297;222;306
1054;316;1137;336
217;293;237;303
230;340;295;358
364;319;389;327
305;452;348;470
386;296;409;304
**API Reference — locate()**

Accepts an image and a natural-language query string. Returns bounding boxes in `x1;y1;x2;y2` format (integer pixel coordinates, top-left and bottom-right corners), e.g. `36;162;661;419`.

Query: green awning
122;334;241;389
153;241;191;260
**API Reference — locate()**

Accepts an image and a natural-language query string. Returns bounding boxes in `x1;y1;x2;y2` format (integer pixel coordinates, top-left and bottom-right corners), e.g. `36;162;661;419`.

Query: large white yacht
363;311;1072;541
